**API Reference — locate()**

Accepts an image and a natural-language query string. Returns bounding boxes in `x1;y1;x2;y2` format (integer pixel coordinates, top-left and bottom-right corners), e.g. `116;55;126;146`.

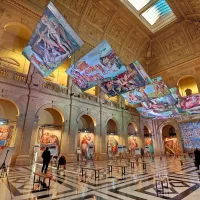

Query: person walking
194;148;200;170
41;147;51;174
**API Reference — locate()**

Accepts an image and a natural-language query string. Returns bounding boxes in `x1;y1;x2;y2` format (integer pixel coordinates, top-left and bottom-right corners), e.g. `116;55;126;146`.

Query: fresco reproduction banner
164;138;180;155
137;107;180;119
0;125;13;150
67;40;127;91
128;136;138;152
141;94;177;112
39;128;61;154
108;135;119;155
179;121;200;150
23;2;84;77
100;61;151;97
122;76;170;105
80;132;95;158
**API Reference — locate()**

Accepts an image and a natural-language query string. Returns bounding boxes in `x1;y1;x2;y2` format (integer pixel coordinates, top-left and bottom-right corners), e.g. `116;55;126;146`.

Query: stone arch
105;117;120;131
177;75;199;96
35;103;66;123
76;111;96;127
157;121;183;154
1;20;33;33
157;121;179;135
127;122;138;133
0;97;24;117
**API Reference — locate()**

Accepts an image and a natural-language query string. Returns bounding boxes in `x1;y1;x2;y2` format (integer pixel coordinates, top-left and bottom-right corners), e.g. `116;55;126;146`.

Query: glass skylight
127;0;152;11
121;0;177;32
142;0;174;25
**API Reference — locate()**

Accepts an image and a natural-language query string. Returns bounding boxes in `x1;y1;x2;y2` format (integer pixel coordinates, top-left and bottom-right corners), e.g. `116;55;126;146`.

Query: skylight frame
120;0;177;33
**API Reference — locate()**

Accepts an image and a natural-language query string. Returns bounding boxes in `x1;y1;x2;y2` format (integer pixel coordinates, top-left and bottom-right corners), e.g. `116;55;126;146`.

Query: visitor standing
141;148;144;160
41;147;51;174
57;155;66;170
194;148;200;170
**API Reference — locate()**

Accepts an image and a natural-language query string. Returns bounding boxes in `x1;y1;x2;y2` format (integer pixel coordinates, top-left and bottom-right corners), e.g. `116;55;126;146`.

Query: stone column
15;96;37;165
60;122;70;156
10;115;25;165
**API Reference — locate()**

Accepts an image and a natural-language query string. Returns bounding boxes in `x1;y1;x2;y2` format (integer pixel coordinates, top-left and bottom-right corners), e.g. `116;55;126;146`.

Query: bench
33;171;53;191
155;176;168;196
138;161;147;169
80;167;105;185
108;164;128;179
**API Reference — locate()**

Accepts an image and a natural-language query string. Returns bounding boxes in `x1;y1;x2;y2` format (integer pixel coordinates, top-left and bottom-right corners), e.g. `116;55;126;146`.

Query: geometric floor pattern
0;157;200;199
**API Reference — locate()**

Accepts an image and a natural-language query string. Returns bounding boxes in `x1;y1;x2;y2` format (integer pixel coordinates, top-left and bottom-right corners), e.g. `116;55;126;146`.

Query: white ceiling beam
139;0;159;15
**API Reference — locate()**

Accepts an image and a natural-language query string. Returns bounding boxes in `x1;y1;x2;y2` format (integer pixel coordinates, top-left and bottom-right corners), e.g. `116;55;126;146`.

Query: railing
42;80;68;95
0;67;27;83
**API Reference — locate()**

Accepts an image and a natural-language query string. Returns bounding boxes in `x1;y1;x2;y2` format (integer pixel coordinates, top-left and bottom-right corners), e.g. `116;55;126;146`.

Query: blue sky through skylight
142;0;173;25
127;0;152;11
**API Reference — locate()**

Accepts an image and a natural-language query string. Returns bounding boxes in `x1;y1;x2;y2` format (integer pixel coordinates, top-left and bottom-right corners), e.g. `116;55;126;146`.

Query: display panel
100;61;151;97
179;121;200;150
80;132;95;157
122;76;170;104
23;2;83;77
67;40;127;91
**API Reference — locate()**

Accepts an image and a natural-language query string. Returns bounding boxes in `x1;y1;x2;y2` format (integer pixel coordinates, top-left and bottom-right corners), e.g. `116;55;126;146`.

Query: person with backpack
41;147;51;174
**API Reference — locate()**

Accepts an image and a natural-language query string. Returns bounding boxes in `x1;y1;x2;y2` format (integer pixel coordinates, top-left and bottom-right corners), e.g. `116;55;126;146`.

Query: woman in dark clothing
57;155;66;170
41;147;51;174
194;148;200;170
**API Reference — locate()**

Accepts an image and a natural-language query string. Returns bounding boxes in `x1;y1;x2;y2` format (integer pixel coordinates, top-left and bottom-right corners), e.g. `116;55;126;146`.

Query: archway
162;125;179;155
0;99;19;150
1;22;32;74
177;75;199;97
78;115;95;158
36;108;64;162
107;119;119;156
127;122;139;153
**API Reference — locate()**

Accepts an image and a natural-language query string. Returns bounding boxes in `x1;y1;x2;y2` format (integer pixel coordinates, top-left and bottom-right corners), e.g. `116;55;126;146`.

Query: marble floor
0;156;200;200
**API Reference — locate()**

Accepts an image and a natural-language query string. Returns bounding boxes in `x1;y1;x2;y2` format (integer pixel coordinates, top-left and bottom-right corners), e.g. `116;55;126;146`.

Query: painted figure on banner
142;95;177;112
39;128;60;154
128;136;138;153
122;77;170;105
23;2;84;77
80;132;94;158
100;61;151;97
67;40;127;91
108;136;118;155
164;138;180;155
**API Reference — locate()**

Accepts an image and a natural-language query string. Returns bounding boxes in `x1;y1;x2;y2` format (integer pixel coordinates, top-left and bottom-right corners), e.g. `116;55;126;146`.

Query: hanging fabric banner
66;40;127;91
23;2;84;77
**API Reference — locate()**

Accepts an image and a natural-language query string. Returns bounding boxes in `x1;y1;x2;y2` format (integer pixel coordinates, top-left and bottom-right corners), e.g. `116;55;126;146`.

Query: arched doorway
177;75;199;97
127;123;139;153
36;108;64;162
162;125;179;155
107;119;118;156
78;115;95;158
0;99;19;150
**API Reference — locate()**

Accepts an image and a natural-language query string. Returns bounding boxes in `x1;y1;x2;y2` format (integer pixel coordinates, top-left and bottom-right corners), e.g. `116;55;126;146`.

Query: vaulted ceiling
1;0;200;77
